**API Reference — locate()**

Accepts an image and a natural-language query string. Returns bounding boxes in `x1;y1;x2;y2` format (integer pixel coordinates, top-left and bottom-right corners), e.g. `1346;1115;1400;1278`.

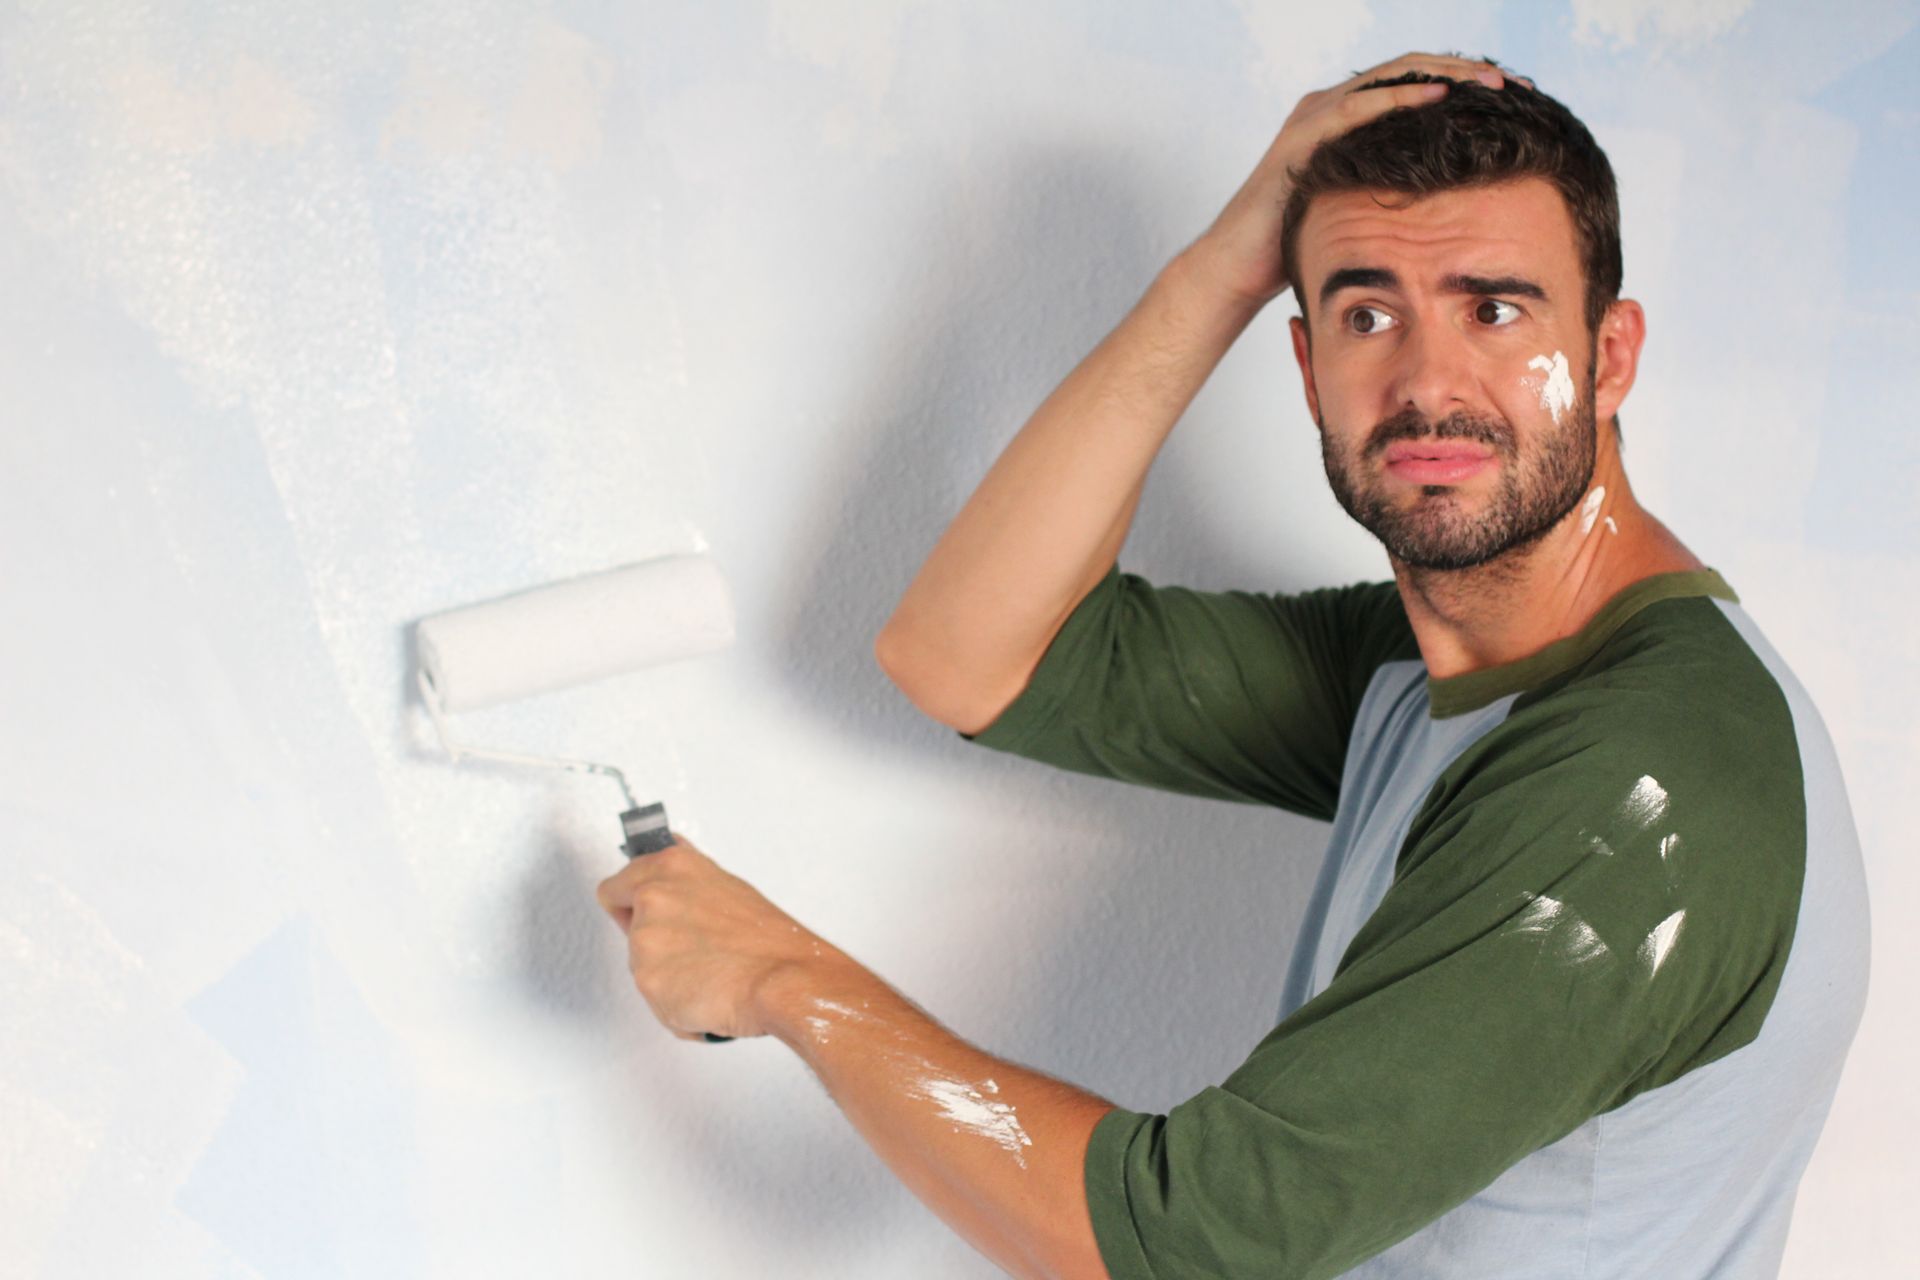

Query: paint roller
414;553;737;1040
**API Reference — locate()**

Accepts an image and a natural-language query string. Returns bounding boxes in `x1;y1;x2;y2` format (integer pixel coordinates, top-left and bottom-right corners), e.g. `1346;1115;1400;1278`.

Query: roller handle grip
620;803;732;1044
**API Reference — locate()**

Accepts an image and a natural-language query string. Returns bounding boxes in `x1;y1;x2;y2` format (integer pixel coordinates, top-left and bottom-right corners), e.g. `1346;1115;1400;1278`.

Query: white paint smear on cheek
1527;351;1576;425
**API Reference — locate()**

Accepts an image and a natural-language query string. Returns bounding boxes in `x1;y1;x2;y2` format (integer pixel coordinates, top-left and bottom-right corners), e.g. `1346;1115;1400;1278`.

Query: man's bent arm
876;250;1262;736
757;955;1116;1279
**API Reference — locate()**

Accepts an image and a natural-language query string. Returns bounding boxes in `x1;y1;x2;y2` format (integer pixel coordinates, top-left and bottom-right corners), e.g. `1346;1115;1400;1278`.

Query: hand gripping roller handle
620;802;732;1044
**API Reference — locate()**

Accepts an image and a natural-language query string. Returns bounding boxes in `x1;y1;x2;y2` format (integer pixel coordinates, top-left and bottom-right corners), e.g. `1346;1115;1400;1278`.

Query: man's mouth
1381;439;1496;485
1382;440;1495;464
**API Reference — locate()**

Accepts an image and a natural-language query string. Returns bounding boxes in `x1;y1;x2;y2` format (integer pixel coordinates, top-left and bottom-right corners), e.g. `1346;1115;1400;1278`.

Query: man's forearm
877;246;1266;734
757;954;1117;1279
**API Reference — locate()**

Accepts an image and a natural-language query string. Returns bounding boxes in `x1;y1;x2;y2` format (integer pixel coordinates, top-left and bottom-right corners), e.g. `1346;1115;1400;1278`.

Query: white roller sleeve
416;554;735;712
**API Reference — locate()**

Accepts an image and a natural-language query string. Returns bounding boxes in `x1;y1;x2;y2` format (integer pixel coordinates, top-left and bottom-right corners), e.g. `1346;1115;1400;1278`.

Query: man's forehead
1298;177;1578;291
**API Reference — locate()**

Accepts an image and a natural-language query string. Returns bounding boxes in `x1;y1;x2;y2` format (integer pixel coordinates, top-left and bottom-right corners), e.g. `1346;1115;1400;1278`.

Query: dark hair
1279;70;1622;337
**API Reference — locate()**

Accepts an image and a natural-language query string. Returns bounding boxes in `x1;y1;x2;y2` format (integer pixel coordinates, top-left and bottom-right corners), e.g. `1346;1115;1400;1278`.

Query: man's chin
1385;545;1507;573
1367;508;1511;571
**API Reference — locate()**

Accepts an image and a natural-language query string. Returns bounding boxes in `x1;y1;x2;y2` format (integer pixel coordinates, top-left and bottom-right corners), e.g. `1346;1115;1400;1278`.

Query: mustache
1364;407;1516;458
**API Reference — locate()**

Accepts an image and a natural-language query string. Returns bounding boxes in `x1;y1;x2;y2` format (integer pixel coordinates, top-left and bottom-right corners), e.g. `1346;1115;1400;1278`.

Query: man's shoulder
1442;593;1802;833
1514;591;1792;755
1365;594;1814;1091
1401;593;1809;937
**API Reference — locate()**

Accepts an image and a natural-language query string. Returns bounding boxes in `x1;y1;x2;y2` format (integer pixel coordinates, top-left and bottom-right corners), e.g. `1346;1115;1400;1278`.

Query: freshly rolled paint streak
1527;350;1576;425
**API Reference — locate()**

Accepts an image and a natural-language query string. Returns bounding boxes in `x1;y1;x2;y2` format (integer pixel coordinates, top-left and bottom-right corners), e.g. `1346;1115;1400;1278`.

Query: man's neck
1390;435;1707;681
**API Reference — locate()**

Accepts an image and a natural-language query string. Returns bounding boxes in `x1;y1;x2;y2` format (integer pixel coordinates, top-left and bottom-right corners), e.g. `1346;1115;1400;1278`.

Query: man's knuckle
629;931;663;968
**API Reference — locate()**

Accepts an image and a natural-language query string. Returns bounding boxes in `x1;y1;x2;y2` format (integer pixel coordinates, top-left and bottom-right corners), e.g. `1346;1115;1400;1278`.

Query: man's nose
1387;319;1477;423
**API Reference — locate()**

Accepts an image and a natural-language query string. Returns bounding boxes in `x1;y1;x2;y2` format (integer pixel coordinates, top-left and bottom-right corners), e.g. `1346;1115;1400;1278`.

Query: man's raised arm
874;65;1459;737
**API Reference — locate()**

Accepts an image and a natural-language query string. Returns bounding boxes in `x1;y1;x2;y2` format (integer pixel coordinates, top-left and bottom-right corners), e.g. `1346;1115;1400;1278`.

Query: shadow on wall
512;824;630;1023
770;142;1273;761
763;144;1330;1100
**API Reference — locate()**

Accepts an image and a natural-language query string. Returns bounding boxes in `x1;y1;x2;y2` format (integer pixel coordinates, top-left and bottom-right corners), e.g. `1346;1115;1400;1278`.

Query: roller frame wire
416;651;729;1044
416;667;640;809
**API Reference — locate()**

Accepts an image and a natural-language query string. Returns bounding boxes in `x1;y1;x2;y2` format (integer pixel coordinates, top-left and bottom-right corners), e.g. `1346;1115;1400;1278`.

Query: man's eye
1347;306;1397;335
1474;299;1522;326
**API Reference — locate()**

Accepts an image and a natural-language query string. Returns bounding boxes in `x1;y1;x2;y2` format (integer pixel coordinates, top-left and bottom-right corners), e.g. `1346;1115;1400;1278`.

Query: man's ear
1593;298;1644;423
1290;315;1321;423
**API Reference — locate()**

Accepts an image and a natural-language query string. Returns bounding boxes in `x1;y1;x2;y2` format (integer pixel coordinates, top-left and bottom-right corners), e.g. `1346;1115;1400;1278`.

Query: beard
1319;376;1597;572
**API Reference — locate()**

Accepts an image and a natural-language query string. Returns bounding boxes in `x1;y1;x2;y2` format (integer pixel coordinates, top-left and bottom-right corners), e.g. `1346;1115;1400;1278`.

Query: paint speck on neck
1526;351;1576;425
1579;485;1607;536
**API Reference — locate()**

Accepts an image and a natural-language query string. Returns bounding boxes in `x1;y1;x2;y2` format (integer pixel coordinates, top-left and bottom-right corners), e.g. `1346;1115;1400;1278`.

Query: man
597;53;1870;1278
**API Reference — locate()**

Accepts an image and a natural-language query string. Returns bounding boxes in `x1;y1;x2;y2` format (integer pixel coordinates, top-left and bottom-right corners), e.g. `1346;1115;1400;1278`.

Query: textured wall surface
3;1;1914;1275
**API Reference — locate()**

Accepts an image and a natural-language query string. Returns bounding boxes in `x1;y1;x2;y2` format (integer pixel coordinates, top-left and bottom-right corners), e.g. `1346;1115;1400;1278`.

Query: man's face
1290;177;1598;572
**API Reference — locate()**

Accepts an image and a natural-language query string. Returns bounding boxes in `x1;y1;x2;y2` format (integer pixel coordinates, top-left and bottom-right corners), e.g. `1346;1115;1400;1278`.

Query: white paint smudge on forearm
801;995;1037;1168
908;1074;1035;1168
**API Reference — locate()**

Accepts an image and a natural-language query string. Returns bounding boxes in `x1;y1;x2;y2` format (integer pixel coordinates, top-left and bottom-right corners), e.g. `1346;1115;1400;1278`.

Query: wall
3;1;1914;1275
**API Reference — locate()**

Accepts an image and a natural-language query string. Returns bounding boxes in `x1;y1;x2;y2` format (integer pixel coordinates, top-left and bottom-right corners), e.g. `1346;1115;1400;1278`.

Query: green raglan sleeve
1080;672;1807;1279
961;564;1416;821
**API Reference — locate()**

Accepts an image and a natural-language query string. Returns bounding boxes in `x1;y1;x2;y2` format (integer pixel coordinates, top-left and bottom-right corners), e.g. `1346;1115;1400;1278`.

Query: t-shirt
962;563;1870;1279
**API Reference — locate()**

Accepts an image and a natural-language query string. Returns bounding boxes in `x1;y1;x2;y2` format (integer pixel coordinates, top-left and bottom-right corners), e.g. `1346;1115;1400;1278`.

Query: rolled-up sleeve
963;564;1416;822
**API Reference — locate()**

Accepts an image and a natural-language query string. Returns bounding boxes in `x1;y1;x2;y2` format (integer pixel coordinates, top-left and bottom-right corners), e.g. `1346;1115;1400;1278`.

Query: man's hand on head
1188;51;1522;309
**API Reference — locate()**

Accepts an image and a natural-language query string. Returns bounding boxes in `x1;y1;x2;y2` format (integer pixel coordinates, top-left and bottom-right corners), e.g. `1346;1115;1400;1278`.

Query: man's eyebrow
1443;273;1549;301
1318;267;1399;309
1316;268;1552;310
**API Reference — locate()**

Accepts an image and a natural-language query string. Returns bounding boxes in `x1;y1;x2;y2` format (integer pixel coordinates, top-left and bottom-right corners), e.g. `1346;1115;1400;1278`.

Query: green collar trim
1426;569;1739;719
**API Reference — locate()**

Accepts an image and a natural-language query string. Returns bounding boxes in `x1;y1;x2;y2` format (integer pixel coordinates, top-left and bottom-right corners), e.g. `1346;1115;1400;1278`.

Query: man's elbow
873;627;1019;737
